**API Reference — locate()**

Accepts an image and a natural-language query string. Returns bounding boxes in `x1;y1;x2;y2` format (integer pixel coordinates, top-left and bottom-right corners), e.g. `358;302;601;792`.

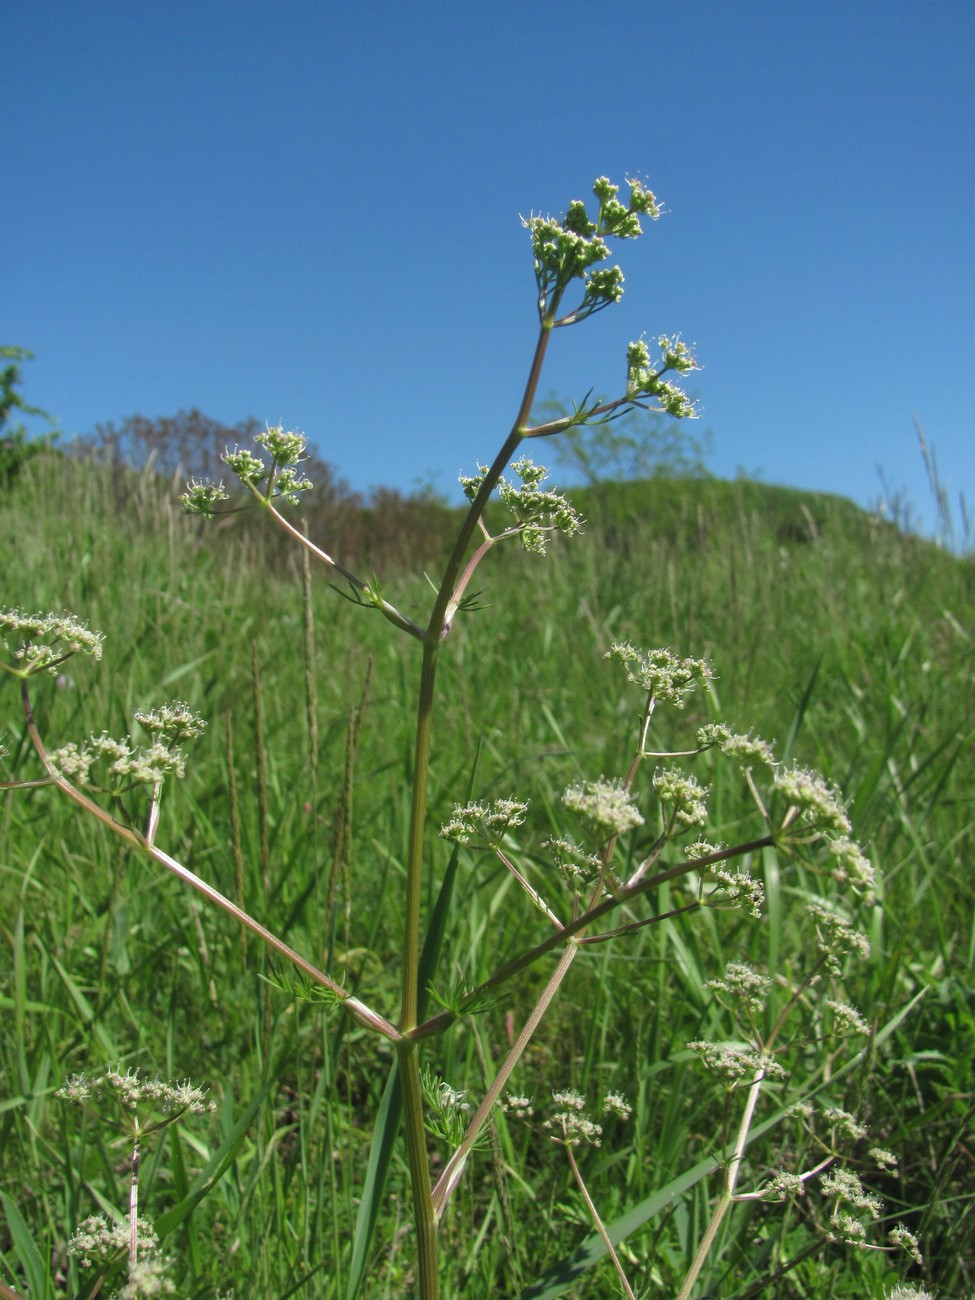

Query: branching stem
19;680;400;1043
263;499;426;640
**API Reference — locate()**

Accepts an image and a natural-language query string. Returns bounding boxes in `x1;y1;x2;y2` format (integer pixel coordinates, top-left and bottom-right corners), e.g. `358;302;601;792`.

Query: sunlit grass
2;451;972;1296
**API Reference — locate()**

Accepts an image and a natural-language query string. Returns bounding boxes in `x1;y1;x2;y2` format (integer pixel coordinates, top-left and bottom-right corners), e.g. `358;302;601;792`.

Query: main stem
397;319;554;1298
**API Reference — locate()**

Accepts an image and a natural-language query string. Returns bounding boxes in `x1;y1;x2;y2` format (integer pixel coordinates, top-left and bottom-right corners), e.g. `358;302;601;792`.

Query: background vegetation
1;426;973;1296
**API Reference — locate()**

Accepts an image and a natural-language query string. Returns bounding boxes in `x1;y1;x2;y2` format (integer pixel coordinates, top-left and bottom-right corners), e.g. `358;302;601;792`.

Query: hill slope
2;453;973;1296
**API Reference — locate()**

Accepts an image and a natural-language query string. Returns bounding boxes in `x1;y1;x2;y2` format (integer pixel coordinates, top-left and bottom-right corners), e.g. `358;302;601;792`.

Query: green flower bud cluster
230;426;314;503
459;457;583;555
223;446;266;484
826;836;875;891
181;477;229;516
421;1067;473;1146
697;723;776;769
0;607;104;677
625;336;699;418
653;766;710;828
581;266;625;309
256;425;307;464
182;425;313;515
825;998;871;1036
51;733;183;787
708;864;766;917
439;797;529;848
762;1171;808;1200
593;175;661;227
887;1227;925;1268
822;1106;868;1142
540;836;602;892
524;176;660;324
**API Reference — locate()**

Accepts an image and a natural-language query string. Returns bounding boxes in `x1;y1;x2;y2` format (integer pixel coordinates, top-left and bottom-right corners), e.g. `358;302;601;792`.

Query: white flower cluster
0;607;104;676
439;797;529;847
805;897;871;974
66;1213;174;1296
774;764;852;836
182;424;313;514
57;1065;215;1117
459;458;583;555
697;722;776;768
607;642;713;706
686;1040;786;1086
48;704;206;790
708;865;766;917
705;962;771;1017
563;778;644;835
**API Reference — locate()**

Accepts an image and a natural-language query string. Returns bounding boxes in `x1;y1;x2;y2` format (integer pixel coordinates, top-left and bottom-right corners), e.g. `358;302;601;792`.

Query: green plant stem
675;1065;766;1300
429;319;554;645
398;1041;440;1299
431;941;580;1218
402;323;554;1027
401;642;439;1033
129;1124;140;1278
395;320;555;1296
408;835;775;1041
264;498;425;640
565;1140;636;1300
19;678;400;1043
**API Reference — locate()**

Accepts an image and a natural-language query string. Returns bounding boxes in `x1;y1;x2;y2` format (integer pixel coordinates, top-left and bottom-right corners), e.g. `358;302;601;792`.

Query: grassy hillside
1;452;973;1297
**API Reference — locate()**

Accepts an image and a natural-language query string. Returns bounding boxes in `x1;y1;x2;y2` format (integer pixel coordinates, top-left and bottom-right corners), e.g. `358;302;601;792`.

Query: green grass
1;452;973;1297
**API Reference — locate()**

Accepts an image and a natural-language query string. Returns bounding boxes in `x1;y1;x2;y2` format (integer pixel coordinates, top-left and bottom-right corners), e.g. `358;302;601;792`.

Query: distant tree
75;408;363;513
346;483;455;570
0;346;58;488
75;409;267;482
533;391;712;486
71;408;456;571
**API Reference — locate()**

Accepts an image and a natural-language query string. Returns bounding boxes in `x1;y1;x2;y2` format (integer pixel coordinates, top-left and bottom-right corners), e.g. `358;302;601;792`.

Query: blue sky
5;0;973;530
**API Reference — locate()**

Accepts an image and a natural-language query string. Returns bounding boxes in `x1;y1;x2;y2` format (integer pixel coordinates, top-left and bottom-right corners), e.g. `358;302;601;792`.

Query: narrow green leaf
47;953;119;1060
155;1077;276;1238
0;1194;50;1300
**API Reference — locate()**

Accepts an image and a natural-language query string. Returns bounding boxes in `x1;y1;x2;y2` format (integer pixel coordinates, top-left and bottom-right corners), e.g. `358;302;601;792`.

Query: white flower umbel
0;607;104;677
607;643;712;707
563;778;644;835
